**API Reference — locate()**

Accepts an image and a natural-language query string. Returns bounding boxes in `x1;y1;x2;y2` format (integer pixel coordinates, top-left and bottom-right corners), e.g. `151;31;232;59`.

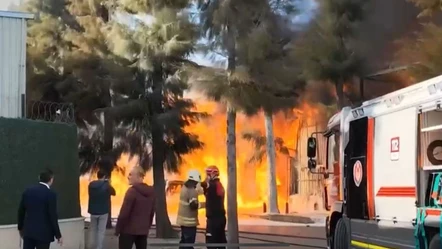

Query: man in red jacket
202;165;227;249
116;166;155;249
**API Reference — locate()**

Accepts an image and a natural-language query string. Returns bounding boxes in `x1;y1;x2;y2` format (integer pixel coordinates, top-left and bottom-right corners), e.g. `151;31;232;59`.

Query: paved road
238;225;326;248
98;221;327;249
88;213;328;248
99;226;327;249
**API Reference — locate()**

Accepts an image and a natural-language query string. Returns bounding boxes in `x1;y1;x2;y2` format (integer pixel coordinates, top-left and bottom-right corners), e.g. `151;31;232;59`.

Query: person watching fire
115;166;155;249
18;169;62;249
176;169;205;249
87;169;116;249
201;165;227;249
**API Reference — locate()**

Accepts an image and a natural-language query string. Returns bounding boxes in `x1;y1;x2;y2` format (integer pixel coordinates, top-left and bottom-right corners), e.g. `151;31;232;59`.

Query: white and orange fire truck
308;74;442;249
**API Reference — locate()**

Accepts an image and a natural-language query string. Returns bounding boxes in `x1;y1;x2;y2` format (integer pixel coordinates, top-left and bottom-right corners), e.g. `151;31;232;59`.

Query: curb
245;213;319;224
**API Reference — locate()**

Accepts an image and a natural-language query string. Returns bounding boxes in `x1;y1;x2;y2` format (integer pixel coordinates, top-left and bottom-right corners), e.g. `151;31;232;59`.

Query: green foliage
397;23;442;81
242;130;290;163
24;0;128;129
0;118;80;224
236;16;305;113
191;0;304;114
105;3;205;173
295;0;367;104
23;0;205;175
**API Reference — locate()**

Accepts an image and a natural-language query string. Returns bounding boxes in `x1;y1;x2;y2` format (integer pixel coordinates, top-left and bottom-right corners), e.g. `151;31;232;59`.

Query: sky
0;0;19;10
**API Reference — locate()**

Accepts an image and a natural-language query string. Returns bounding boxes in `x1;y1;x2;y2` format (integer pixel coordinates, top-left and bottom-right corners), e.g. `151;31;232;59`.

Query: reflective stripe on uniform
176;215;198;226
180;200;190;205
180;198;198;206
178;216;197;221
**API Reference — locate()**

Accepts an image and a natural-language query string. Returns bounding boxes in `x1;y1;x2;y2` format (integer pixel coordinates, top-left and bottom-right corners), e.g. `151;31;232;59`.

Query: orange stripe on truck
426;209;442;216
376;187;416;197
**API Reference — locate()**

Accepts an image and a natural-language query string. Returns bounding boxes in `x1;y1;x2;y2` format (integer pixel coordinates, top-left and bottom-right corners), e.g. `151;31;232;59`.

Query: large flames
80;97;319;216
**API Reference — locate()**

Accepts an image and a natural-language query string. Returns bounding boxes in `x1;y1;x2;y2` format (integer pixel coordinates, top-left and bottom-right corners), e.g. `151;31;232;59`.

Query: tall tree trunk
103;111;114;229
359;77;364;101
226;24;239;249
264;111;279;214
151;71;177;239
335;80;345;109
152;131;177;238
226;105;239;249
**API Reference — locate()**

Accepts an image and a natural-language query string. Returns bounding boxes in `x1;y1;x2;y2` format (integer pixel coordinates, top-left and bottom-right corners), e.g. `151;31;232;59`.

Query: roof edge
0;10;34;19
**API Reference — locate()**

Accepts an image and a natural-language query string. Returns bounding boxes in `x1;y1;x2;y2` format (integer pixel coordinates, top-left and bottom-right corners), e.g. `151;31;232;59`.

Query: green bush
0;118;81;225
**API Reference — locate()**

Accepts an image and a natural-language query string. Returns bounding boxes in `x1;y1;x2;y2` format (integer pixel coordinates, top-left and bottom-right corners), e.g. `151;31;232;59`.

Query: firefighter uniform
203;166;227;249
177;169;202;249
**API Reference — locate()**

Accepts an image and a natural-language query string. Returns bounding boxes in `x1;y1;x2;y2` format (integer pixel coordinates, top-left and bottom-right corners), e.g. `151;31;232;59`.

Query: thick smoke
301;0;442;107
356;0;423;73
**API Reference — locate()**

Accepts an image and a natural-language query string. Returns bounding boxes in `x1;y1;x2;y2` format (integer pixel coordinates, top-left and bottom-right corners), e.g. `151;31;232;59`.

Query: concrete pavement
84;208;328;248
90;223;327;249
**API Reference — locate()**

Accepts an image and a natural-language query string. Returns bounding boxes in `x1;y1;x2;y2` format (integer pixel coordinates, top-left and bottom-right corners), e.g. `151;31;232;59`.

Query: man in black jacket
202;165;227;249
18;169;62;249
88;169;116;249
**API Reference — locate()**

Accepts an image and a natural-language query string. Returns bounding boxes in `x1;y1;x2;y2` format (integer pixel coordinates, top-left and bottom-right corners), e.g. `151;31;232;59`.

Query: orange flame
80;98;321;216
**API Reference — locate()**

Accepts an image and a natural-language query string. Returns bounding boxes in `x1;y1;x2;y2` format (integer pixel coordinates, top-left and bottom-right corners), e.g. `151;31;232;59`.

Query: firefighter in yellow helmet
176;169;205;249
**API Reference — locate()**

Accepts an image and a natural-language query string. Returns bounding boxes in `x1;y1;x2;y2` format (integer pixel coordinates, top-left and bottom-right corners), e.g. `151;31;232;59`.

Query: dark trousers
180;226;197;249
118;234;147;249
23;238;50;249
206;216;227;249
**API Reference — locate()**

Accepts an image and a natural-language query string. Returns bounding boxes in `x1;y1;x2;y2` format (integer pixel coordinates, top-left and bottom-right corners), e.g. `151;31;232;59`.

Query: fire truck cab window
420;110;442;167
327;132;340;171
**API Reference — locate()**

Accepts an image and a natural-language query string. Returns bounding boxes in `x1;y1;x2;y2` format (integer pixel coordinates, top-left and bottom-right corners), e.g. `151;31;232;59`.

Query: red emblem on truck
353;160;363;187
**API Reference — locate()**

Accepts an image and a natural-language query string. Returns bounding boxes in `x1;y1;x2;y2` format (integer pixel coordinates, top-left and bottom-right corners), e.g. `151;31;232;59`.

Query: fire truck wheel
429;233;440;249
333;218;350;249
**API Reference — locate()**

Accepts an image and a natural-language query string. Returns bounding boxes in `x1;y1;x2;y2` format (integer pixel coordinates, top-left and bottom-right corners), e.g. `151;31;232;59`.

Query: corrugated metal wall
0;15;26;118
290;119;327;197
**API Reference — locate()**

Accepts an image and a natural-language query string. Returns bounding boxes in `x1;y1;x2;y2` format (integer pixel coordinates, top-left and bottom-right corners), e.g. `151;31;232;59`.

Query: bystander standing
115;166;155;249
87;169;116;249
17;169;63;249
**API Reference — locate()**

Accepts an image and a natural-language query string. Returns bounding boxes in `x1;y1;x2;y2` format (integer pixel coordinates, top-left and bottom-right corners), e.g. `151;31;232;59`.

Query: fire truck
308;74;442;249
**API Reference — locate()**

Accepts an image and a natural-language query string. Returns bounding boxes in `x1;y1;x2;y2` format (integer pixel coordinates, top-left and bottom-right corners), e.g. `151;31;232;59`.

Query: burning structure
80;99;321;215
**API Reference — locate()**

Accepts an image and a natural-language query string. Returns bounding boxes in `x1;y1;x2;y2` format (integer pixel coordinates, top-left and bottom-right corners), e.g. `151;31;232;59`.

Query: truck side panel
370;107;417;247
373;107;417;222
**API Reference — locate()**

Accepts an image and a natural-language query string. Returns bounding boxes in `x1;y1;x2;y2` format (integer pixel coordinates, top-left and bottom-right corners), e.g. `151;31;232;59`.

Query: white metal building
0;11;33;118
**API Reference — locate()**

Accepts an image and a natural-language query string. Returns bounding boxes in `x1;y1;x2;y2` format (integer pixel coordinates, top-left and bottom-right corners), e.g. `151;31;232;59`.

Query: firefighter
176;169;204;249
202;165;227;249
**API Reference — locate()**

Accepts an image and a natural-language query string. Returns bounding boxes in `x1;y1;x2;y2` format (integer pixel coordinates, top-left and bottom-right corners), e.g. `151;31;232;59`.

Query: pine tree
193;1;262;245
397;1;442;80
191;0;302;243
107;1;203;238
295;0;367;108
234;2;304;214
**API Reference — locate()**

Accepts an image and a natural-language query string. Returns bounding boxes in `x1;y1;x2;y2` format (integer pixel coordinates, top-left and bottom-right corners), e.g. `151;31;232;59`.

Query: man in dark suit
18;169;63;249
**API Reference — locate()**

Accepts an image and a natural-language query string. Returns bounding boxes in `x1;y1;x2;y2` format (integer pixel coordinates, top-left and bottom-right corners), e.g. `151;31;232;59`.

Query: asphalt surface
93;218;327;249
84;207;328;248
200;225;327;249
98;225;327;249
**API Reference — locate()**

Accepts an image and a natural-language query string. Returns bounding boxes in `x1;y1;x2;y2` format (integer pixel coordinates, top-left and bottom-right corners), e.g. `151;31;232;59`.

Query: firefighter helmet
205;165;220;179
187;169;201;182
